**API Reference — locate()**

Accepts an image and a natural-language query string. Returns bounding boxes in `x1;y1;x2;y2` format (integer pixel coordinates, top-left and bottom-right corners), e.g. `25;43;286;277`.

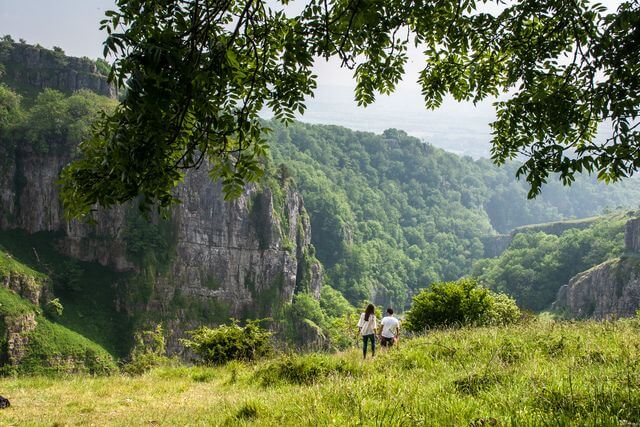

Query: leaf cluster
182;319;273;365
404;277;520;331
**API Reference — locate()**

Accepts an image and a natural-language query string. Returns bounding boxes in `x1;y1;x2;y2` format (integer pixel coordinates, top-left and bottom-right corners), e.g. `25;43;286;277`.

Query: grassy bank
1;319;640;425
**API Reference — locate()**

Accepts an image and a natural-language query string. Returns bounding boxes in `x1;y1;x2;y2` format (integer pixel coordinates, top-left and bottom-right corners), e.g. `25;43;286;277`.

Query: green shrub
44;298;63;318
122;324;174;375
405;278;520;331
234;401;262;421
181;320;272;365
485;293;521;326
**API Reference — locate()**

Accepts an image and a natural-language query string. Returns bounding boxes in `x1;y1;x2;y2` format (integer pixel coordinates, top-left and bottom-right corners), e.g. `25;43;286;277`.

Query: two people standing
357;304;400;359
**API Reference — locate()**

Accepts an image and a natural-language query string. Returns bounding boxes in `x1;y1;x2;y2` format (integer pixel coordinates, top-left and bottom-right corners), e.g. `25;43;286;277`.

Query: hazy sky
0;0;623;158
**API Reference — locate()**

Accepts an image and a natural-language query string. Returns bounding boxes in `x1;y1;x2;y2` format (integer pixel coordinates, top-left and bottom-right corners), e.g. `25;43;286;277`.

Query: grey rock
1;272;48;306
4;313;37;365
1;42;116;98
552;217;640;319
625;218;640;253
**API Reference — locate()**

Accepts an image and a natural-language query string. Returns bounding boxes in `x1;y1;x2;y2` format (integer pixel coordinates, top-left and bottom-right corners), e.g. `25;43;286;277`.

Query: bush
44;298;63;318
181;320;272;365
405;278;520;332
122;324;173;375
485;292;521;325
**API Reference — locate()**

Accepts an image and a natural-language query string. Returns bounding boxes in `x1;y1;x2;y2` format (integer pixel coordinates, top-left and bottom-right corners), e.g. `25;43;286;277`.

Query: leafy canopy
60;0;640;216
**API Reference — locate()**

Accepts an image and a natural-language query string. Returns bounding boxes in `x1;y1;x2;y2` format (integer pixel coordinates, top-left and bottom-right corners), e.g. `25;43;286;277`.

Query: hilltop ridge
0;37;115;99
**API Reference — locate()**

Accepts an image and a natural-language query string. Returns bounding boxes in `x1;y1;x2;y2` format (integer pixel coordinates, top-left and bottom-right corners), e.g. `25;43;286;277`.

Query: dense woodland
267;122;640;308
2;83;640;314
474;214;630;311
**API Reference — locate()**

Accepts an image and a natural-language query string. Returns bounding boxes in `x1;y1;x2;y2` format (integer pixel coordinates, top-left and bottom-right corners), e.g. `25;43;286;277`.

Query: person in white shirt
379;307;400;348
357;304;377;358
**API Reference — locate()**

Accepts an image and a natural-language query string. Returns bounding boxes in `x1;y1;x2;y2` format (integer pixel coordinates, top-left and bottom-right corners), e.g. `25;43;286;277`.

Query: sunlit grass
1;319;640;426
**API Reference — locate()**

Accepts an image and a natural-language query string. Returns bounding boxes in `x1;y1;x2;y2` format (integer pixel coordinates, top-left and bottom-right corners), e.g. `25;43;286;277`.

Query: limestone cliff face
0;131;322;355
553;218;640;319
0;41;116;98
0;131;322;332
153;170;323;318
0;41;322;355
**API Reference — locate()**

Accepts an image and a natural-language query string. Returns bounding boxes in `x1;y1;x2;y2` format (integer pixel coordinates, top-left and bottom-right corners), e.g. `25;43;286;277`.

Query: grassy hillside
0;230;132;358
0;248;117;374
0;286;116;375
0;319;639;425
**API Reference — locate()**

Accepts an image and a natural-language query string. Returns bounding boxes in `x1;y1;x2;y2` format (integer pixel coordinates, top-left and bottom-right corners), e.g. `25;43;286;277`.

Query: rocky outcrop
4;312;37;366
1;273;49;306
625;218;640;253
0;122;322;357
0;41;116;98
553;217;640;319
553;259;640;318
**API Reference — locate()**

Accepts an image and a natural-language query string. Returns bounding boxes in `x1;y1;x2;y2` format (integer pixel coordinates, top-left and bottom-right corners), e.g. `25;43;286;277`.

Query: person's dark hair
364;304;375;321
387;307;393;315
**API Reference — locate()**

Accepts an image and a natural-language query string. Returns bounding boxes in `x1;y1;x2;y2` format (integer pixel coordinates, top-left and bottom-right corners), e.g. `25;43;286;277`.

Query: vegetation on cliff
0;245;116;375
473;212;632;311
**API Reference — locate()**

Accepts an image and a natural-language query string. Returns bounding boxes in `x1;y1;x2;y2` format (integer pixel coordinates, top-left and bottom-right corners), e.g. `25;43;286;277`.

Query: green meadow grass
1;318;640;426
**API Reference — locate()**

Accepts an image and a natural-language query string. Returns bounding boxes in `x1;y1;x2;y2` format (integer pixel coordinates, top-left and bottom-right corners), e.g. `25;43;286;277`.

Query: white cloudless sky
0;0;624;157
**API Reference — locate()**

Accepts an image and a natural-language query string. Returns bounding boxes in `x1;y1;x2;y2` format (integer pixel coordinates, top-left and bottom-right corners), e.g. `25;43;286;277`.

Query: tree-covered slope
267;123;640;307
473;212;633;311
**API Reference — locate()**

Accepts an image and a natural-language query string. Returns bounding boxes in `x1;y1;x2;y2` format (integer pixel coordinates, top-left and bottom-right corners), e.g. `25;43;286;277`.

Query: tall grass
1;318;640;425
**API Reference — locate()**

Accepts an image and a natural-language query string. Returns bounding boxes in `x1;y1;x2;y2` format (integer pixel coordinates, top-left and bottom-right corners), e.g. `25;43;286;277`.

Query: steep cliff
553;218;640;318
0;138;322;354
0;43;323;356
0;40;116;98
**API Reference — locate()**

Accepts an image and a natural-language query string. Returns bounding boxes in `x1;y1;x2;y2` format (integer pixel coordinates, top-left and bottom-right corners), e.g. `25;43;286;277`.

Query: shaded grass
0;230;132;357
1;319;640;425
0;246;46;280
0;287;117;375
0;240;118;374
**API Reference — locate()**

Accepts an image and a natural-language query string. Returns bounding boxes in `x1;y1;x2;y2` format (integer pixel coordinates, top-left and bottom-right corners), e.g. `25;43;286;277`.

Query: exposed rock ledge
553;218;640;319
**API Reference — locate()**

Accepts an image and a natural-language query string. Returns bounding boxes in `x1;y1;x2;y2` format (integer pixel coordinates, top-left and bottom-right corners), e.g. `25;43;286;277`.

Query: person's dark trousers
362;334;375;358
